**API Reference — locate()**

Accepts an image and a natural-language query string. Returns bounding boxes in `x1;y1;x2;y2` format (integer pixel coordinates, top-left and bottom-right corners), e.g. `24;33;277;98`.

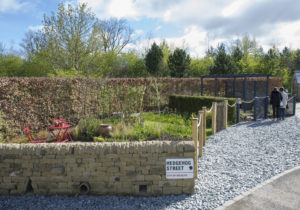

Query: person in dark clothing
270;87;282;119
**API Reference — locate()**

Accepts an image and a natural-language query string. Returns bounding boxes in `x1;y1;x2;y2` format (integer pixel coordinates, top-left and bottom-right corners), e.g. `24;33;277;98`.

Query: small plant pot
98;124;112;137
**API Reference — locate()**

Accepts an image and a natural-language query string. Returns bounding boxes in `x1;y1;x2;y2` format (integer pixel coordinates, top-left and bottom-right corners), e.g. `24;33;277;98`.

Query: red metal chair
25;127;47;143
49;118;73;142
52;118;66;127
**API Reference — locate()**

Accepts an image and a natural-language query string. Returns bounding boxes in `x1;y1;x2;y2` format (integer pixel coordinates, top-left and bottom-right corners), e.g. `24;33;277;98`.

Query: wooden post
192;118;198;178
198;111;203;157
202;106;207;146
212;102;217;134
224;100;228;128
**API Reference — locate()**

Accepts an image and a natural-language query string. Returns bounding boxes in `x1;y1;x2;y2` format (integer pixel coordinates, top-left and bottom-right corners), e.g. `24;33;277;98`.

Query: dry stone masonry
0;141;195;195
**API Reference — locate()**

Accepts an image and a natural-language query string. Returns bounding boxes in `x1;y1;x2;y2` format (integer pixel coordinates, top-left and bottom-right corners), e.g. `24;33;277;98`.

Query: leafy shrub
169;95;236;123
93;136;105;142
77;118;102;141
0;111;14;143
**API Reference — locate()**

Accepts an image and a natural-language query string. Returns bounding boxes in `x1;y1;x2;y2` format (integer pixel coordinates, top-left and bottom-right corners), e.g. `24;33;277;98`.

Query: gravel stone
1;117;300;210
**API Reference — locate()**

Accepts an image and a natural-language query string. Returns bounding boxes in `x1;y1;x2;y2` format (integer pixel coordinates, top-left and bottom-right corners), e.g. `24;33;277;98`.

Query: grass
98;112;193;142
9;129;48;144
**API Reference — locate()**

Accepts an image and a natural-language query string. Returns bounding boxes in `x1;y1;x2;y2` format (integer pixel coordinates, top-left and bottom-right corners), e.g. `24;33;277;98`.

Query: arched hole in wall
139;185;147;194
79;182;91;195
25;179;33;193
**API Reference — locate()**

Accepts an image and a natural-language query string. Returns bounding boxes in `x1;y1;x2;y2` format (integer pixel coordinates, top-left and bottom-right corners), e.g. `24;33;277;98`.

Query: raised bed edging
0;141;195;195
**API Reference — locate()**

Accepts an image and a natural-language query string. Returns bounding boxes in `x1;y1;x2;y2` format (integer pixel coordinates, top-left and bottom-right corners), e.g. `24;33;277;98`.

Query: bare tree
20;30;47;59
97;18;133;54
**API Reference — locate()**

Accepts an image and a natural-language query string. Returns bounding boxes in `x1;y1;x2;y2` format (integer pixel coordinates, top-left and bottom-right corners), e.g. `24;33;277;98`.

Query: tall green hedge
169;95;237;123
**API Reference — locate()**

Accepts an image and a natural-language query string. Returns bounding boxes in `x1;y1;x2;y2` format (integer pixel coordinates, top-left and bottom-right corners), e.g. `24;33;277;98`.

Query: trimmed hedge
169;95;237;123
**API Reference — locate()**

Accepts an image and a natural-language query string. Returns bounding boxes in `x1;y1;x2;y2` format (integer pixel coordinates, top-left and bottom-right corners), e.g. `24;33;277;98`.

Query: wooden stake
192;118;198;178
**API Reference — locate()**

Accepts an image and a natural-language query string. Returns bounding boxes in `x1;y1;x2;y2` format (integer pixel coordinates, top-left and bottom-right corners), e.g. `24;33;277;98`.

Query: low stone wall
0;141;196;195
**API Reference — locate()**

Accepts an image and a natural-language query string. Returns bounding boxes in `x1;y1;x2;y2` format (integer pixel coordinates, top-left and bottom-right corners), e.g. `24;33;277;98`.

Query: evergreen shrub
169;95;237;124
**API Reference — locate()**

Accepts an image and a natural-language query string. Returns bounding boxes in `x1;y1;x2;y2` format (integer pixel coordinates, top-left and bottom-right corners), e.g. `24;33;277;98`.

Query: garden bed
7;112;213;144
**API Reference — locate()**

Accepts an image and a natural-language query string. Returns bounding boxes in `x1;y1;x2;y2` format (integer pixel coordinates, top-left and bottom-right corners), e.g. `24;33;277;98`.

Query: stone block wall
0;141;195;195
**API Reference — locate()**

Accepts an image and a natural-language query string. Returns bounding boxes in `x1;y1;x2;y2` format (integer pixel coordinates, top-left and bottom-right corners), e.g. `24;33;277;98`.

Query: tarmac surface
216;103;300;210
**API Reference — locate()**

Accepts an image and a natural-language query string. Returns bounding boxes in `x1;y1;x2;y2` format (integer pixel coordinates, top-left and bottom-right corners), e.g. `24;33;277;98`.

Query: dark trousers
272;105;280;118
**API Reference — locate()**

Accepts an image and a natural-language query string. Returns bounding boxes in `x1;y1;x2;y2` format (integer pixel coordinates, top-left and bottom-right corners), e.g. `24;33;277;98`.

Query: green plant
0;111;13;143
77;117;102;140
71;126;80;140
93;136;105;142
106;112;192;142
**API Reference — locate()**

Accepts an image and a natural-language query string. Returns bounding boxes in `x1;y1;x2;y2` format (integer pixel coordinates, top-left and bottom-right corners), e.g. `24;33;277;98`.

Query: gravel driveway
1;116;300;210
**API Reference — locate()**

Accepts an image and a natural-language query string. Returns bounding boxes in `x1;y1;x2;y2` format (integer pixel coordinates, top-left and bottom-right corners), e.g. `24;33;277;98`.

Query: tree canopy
168;48;191;77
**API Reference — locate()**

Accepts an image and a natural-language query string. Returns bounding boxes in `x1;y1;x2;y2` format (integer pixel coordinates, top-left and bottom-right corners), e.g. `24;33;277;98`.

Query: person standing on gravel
270;87;282;119
279;87;288;120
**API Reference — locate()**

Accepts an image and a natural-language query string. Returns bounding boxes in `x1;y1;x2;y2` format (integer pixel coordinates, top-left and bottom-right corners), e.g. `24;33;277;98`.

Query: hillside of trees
1;3;300;89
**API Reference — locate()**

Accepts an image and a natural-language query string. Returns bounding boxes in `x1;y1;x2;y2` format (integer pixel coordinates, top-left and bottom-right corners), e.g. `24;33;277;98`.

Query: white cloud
135;29;144;35
0;0;29;13
221;0;252;17
78;0;139;19
155;26;161;31
258;20;300;51
107;0;139;19
129;25;225;58
28;25;43;32
76;0;300;56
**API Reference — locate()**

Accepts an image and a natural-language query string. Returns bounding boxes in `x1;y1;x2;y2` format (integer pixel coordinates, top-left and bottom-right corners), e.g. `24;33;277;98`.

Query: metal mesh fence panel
254;97;267;120
286;95;295;116
216;102;226;132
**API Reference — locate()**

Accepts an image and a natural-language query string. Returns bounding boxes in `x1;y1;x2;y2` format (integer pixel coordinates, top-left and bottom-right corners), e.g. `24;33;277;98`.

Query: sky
1;0;300;57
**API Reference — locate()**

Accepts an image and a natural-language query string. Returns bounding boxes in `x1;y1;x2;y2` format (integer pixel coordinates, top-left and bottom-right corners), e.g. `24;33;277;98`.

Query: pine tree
209;44;237;75
145;42;164;76
168;48;191;77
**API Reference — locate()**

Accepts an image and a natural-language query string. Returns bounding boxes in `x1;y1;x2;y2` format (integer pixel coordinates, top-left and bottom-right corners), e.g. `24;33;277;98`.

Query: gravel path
1;116;300;210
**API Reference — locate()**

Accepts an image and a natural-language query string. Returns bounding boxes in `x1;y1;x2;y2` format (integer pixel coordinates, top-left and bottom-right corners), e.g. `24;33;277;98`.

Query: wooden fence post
202;106;207;146
192;118;198;178
198;111;203;157
224;100;228;128
212;102;217;134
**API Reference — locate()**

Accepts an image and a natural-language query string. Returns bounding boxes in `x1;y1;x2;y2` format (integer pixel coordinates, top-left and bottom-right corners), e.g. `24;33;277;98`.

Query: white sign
166;158;194;179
